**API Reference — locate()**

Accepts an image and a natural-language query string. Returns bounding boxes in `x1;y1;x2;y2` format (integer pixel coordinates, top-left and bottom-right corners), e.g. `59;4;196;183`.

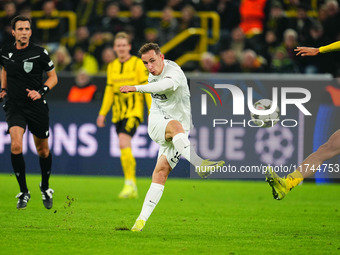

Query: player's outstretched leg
265;130;340;200
172;132;225;178
16;191;30;209
265;167;303;200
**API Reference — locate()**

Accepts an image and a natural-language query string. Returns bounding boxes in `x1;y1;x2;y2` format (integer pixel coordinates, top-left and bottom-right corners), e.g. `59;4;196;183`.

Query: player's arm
97;84;114;127
44;69;58;90
120;78;175;94
295;41;340;56
0;67;7;100
97;61;115;127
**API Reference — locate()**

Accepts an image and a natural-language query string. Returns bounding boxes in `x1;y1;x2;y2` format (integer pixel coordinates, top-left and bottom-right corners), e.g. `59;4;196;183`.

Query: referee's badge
23;62;33;73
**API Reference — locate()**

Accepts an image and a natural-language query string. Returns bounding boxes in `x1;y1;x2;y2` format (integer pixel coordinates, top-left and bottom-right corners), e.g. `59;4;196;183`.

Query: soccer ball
250;99;280;128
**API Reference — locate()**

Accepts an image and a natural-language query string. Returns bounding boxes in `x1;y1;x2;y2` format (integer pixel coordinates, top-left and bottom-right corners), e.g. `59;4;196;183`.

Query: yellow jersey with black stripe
99;56;151;123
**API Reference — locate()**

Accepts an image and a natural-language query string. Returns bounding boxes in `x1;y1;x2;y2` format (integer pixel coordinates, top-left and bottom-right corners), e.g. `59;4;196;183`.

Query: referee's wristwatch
0;88;7;102
38;85;50;96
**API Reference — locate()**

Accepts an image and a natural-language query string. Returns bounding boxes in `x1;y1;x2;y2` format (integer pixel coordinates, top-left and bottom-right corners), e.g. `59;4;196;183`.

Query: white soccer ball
250;99;280;128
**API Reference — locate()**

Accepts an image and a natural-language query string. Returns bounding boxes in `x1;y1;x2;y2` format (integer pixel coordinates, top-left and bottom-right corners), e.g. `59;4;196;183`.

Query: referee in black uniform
0;16;58;210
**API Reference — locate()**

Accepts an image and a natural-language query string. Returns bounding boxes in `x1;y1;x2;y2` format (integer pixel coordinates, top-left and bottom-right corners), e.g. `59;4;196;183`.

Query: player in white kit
120;43;225;232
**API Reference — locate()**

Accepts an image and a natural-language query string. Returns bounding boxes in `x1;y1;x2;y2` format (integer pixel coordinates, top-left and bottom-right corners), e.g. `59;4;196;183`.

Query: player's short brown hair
11;15;32;30
139;43;161;56
114;32;131;44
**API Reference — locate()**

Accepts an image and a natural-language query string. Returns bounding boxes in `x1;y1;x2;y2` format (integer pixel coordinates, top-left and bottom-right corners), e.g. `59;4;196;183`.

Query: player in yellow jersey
96;32;151;199
265;41;340;200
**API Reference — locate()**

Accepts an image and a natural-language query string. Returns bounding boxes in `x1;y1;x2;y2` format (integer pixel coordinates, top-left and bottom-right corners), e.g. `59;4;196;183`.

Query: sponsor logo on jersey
8;53;13;58
23;62;33;73
48;60;54;67
152;93;167;100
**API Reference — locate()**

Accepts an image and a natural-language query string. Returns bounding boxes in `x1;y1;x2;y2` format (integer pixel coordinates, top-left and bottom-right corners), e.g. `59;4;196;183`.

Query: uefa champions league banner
0;102;189;177
0;75;340;179
189;76;340;179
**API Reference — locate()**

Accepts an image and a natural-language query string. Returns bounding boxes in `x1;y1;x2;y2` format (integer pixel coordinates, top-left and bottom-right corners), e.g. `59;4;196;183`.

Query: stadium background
1;0;340;180
1;2;340;254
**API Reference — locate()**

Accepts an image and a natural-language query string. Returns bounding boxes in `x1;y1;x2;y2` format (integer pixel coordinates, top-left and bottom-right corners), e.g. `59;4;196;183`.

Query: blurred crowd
1;0;340;76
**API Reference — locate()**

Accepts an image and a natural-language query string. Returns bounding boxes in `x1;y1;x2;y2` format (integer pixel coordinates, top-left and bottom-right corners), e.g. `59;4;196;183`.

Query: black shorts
115;117;140;136
3;99;50;139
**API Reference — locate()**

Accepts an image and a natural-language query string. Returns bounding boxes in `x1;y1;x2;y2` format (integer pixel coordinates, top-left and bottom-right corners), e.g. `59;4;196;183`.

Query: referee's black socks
40;152;52;190
11;153;28;193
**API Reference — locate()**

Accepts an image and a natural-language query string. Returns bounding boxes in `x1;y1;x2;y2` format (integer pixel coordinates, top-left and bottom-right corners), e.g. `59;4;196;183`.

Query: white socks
139;183;164;221
172;133;203;166
137;134;203;223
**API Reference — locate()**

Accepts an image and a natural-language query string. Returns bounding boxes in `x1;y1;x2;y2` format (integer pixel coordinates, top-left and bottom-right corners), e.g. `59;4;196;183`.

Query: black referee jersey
0;42;55;103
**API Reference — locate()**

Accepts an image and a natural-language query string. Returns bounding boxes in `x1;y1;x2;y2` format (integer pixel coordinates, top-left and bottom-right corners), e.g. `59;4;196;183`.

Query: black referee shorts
115;117;140;137
3;99;50;139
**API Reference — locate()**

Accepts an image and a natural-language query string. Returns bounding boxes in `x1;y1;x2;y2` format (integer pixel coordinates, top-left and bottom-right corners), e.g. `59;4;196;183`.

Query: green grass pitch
0;173;339;255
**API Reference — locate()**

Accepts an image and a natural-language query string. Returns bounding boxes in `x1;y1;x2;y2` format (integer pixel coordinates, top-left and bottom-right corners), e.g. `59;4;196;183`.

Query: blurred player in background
120;43;225;232
96;32;151;199
0;16;58;209
265;40;340;200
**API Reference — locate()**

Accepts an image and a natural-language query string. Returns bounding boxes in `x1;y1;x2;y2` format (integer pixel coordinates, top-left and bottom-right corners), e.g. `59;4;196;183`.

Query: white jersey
148;60;192;131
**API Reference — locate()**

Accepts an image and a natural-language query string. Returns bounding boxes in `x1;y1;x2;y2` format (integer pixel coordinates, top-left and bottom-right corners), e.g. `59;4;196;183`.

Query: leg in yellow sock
121;147;136;184
119;147;138;199
266;129;340;199
286;170;304;190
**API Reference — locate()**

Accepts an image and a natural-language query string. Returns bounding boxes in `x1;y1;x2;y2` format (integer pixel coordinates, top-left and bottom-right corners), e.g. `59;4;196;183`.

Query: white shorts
148;113;184;169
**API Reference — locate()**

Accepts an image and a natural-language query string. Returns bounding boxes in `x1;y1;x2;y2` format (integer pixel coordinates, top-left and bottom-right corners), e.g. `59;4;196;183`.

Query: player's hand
0;89;7;102
96;115;106;128
26;88;42;101
294;47;320;57
120;86;136;93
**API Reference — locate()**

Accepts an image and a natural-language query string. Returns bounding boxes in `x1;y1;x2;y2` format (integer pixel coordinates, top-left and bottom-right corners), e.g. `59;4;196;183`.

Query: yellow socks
286;170;304;190
120;147;136;184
